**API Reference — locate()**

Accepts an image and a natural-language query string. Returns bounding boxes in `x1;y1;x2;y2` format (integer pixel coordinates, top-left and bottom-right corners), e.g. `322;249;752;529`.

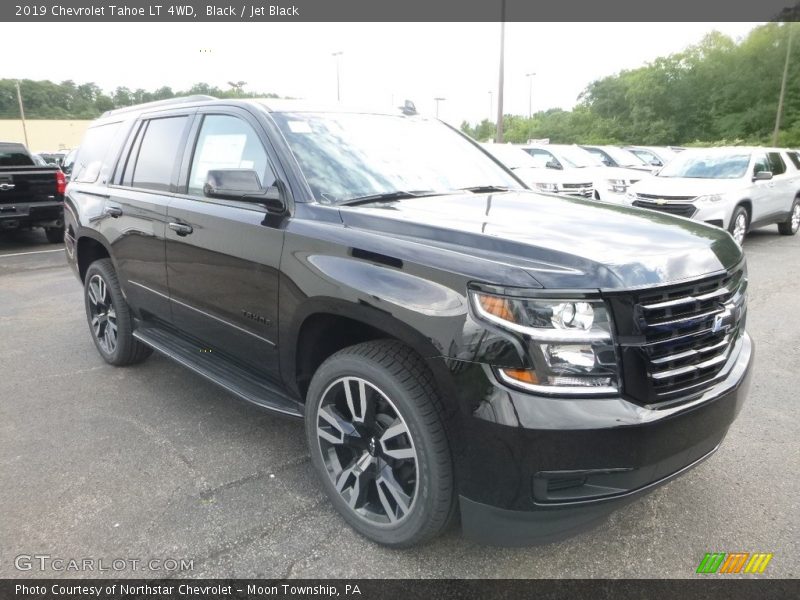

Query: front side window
129;116;188;192
752;153;770;176
188;115;273;197
271;111;521;204
525;148;560;169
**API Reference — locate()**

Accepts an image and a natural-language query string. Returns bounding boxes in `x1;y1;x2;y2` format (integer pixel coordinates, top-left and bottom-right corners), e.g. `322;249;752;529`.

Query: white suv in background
481;143;593;198
521;143;650;204
627;147;800;244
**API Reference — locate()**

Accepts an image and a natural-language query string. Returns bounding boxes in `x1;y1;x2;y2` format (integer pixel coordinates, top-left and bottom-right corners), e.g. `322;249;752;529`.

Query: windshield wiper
337;190;448;207
458;185;510;194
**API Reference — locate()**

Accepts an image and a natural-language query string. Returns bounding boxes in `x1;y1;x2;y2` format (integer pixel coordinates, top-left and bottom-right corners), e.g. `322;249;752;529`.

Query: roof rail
101;95;217;118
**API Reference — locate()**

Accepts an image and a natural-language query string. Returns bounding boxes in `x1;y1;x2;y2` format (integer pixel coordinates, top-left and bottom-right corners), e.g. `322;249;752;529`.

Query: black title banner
2;579;800;600
2;0;800;22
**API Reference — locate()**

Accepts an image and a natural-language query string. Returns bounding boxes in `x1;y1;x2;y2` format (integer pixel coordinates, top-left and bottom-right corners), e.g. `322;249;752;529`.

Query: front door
165;109;285;379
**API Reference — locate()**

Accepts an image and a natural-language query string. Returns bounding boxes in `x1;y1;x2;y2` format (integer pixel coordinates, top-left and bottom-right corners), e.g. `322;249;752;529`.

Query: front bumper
455;332;754;545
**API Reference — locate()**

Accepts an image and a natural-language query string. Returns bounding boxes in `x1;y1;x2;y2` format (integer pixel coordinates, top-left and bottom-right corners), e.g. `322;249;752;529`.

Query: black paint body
63;99;754;543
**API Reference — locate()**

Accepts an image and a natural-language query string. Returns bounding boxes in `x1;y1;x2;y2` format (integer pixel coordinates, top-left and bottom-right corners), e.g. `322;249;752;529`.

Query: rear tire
44;226;64;244
83;258;152;366
728;205;749;245
305;340;455;547
778;198;800;235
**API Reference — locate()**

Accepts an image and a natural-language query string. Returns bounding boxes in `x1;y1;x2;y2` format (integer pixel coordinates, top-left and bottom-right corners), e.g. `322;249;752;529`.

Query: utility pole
332;51;343;102
773;22;794;146
15;81;29;148
488;90;493;122
525;72;536;119
495;0;506;143
434;97;446;118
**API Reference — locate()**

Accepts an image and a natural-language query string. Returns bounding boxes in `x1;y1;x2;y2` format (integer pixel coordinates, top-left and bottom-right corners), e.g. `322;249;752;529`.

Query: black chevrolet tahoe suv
65;96;753;547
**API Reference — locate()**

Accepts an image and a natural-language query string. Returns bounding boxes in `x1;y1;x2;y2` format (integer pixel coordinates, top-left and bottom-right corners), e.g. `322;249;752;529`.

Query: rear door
103;110;194;323
165;107;285;379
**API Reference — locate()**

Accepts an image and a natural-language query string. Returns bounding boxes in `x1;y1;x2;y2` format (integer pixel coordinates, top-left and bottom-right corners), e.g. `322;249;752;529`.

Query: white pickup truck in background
627;147;800;244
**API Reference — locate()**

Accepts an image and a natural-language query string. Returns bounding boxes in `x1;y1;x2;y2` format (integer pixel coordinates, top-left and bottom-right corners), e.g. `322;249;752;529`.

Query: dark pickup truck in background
0;141;66;242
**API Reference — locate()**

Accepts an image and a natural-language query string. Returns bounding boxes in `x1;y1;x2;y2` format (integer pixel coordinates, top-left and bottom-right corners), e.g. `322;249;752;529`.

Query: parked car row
483;141;800;244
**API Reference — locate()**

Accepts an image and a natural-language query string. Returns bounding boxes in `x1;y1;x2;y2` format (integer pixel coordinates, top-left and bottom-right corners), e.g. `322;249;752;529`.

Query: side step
133;327;303;418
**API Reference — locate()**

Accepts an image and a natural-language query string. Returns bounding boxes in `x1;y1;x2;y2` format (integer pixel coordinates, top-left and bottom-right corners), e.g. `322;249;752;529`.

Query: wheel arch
283;298;456;408
75;231;115;283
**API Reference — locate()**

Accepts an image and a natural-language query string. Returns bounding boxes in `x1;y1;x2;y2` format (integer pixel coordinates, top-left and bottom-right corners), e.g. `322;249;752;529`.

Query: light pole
331;51;343;102
434;97;446;118
773;23;794;145
495;0;506;143
15;81;29;148
525;72;536;119
488;90;493;122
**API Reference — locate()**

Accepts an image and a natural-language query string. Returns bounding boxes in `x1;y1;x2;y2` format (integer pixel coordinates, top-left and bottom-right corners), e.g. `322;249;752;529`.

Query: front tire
728;205;749;245
305;340;455;547
83;258;152;366
778;198;800;235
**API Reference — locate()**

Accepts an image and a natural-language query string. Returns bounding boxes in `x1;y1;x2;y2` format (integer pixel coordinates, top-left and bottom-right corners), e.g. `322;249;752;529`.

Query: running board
133;327;303;418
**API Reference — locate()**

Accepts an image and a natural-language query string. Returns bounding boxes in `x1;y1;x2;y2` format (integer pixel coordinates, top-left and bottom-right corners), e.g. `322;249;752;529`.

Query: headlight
471;291;619;395
693;194;723;205
606;179;628;193
534;182;559;193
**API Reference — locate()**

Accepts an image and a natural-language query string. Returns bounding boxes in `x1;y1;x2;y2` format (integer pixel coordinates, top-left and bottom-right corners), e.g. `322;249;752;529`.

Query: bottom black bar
1;579;798;600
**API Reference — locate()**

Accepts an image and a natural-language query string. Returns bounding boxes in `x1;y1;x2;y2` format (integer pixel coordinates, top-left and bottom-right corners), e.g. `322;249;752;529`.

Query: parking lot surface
0;227;798;579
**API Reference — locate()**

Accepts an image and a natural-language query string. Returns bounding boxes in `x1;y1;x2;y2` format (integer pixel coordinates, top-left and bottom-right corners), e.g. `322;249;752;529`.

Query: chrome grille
560;183;593;198
609;267;747;407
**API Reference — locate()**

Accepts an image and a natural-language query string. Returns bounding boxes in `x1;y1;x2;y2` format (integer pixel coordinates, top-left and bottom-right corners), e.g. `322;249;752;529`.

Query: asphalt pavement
0;226;797;579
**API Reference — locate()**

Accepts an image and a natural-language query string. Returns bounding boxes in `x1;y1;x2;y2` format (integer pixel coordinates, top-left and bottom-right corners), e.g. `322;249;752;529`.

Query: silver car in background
627;147;800;244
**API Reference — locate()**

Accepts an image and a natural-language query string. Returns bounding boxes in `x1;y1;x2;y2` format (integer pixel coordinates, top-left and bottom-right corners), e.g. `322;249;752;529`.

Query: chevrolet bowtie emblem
655;198;667;205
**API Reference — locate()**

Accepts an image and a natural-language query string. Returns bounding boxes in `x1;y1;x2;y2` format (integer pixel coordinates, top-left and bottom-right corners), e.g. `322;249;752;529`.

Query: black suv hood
338;191;742;289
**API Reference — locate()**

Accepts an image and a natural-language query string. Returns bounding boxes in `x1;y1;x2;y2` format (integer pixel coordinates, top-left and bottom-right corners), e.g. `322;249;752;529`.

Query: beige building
0;120;92;153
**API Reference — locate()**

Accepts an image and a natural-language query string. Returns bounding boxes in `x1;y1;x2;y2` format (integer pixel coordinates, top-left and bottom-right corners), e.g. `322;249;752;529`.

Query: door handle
168;221;194;236
103;206;122;218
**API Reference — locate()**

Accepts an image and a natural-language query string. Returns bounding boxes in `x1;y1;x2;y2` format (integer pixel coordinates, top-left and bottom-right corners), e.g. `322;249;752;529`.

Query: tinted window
188;115;273;197
130;116;188;192
767;152;787;175
73;122;123;183
0;143;34;167
787;151;800;170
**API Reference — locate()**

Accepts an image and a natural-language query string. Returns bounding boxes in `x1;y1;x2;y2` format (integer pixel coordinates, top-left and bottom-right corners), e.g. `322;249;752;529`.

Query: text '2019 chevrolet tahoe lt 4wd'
65;96;753;547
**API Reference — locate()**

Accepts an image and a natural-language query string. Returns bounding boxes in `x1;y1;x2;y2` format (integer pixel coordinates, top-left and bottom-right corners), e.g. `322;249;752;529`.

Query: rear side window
0;144;34;167
767;152;787;175
128;116;189;192
72;122;123;183
787;151;800;170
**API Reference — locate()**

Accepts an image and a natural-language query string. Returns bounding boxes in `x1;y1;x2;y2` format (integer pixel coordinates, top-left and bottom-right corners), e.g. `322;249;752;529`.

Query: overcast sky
9;22;759;124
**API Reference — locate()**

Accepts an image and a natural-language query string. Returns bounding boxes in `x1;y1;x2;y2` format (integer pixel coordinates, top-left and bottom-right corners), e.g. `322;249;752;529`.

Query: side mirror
650;159;662;167
204;169;284;211
545;159;562;170
753;170;773;181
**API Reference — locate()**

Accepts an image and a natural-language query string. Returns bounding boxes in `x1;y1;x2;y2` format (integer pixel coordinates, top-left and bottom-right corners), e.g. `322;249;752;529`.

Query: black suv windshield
271;111;522;204
657;152;751;179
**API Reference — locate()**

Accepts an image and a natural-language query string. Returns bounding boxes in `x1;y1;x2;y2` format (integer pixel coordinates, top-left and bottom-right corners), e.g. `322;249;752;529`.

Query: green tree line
0;80;281;120
462;22;800;147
